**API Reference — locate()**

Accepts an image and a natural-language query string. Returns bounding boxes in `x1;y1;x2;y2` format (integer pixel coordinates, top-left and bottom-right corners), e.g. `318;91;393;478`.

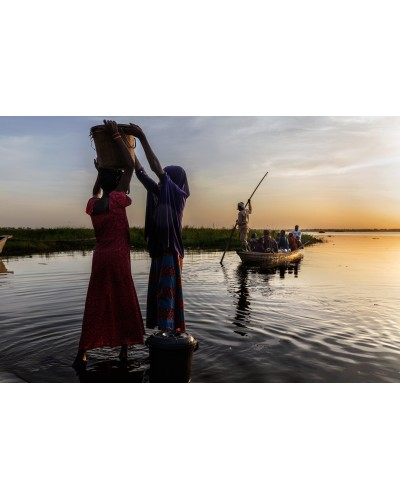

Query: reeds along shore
0;227;323;256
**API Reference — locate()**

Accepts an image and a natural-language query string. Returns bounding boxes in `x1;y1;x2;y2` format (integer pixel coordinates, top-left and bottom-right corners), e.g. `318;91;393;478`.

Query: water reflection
229;261;302;336
258;261;301;279
233;264;251;334
0;259;13;274
2;237;400;383
77;359;148;383
280;261;300;278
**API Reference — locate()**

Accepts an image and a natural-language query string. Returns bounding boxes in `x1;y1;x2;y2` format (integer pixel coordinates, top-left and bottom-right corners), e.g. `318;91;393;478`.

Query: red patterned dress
79;191;144;351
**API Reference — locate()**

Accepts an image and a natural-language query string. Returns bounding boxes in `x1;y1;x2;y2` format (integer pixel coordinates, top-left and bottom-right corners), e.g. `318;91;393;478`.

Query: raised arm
126;123;164;179
102;120;134;193
134;155;160;194
134;155;144;174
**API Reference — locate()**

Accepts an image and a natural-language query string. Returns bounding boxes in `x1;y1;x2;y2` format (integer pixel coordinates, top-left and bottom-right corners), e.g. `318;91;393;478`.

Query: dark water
1;233;400;382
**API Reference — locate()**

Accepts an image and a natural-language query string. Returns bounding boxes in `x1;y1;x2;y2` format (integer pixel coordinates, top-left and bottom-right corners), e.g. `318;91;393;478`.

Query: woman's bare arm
126;123;164;179
103;120;134;192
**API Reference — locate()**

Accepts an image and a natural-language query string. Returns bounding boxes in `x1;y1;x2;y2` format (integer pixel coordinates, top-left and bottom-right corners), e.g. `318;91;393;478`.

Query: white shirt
293;229;302;241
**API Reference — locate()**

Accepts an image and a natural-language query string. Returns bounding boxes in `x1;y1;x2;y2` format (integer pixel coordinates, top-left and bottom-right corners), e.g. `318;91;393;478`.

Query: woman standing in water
73;120;144;370
127;123;190;333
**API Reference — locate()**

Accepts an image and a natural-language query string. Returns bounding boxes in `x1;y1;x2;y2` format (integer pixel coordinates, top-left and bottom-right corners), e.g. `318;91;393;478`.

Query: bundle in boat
90;124;136;169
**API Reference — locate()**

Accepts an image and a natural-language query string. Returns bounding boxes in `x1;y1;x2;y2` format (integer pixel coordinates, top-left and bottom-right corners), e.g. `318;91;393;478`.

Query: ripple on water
1;243;400;382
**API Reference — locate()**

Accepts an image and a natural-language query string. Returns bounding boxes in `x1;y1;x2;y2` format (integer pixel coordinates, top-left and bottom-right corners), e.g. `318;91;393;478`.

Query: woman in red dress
73;120;144;370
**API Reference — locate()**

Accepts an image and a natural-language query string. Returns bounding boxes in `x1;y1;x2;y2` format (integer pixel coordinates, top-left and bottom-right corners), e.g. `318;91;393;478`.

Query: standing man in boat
236;199;252;251
293;224;302;247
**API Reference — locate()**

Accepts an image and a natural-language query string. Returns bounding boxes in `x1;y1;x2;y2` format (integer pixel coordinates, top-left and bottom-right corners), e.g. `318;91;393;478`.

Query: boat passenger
262;229;278;253
253;237;265;252
288;232;298;251
293;225;302;246
250;232;258;251
277;230;290;251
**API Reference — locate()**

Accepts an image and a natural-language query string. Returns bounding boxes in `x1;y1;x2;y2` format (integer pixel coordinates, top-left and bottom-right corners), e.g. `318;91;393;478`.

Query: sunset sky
1;116;399;230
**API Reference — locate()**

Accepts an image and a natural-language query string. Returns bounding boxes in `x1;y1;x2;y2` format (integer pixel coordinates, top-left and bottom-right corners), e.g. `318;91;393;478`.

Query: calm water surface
1;233;400;382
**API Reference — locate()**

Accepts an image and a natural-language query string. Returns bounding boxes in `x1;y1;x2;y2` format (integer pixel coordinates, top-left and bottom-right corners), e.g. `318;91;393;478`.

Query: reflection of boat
0;235;13;254
236;249;303;267
0;259;13;274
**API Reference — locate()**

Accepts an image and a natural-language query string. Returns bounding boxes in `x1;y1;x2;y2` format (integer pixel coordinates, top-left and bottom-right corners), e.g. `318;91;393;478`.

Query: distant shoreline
304;228;400;232
1;226;324;257
2;226;399;258
2;226;399;232
2;225;400;257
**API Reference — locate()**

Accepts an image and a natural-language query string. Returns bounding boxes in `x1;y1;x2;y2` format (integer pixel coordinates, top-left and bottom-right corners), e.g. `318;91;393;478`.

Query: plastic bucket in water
90;124;136;169
145;331;199;383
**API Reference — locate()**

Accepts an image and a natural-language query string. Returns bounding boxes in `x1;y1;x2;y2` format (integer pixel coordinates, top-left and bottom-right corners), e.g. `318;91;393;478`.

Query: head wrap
164;166;190;197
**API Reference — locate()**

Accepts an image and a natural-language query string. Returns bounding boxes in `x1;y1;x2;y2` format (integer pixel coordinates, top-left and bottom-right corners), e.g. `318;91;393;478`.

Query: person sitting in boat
253;237;265;252
277;230;290;252
293;225;302;246
261;229;278;253
250;232;258;251
288;232;298;251
236;200;252;251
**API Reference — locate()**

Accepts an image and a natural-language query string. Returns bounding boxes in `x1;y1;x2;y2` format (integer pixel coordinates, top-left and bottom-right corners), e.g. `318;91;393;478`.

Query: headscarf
138;165;190;258
164;166;190;197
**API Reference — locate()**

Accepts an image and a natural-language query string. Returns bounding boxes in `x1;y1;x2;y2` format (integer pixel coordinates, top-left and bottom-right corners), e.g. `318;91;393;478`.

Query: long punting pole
220;171;269;265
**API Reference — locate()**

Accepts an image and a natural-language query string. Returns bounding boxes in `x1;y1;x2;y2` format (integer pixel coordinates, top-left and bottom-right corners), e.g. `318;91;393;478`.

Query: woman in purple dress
126;123;190;333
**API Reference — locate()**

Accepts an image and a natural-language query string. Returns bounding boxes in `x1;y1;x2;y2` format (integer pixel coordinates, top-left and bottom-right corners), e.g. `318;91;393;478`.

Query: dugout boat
236;248;303;268
0;235;12;254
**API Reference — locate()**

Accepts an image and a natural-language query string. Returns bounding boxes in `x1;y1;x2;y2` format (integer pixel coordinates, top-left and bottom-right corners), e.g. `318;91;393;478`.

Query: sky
1;116;400;230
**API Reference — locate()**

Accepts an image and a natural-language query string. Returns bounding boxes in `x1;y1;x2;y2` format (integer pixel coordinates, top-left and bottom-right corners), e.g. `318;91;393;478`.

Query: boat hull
236;249;303;267
0;235;13;254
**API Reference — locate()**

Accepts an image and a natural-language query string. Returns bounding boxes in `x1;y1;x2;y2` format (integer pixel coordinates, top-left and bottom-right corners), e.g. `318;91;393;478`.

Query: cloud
1;116;400;229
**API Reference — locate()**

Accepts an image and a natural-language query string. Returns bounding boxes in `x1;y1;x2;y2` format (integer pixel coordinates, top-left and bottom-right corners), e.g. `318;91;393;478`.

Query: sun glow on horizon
0;116;399;231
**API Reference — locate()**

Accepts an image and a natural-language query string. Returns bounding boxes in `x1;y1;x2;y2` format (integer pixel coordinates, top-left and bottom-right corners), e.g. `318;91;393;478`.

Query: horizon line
1;226;400;232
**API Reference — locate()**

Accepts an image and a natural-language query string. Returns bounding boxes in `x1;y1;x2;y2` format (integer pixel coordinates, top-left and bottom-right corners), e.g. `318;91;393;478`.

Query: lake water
1;233;400;383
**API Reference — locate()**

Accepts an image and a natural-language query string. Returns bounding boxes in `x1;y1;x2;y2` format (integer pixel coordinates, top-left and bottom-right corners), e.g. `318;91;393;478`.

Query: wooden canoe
236;249;303;267
0;235;13;254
